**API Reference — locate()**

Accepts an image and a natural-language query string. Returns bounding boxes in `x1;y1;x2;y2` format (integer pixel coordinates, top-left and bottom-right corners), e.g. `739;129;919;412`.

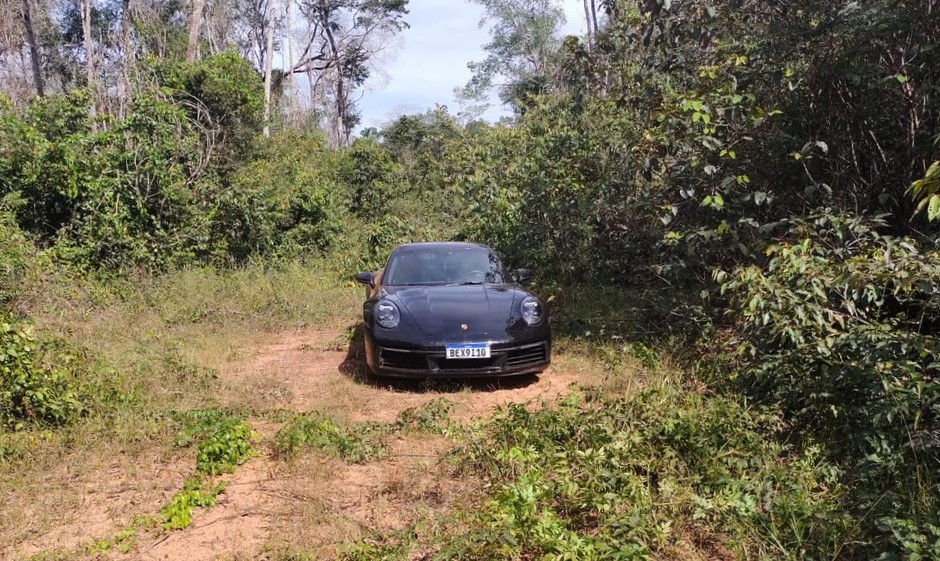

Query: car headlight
374;299;400;328
521;296;544;326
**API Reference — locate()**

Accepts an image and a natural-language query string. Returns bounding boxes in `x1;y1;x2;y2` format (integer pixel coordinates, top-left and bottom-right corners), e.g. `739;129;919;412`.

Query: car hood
384;284;520;336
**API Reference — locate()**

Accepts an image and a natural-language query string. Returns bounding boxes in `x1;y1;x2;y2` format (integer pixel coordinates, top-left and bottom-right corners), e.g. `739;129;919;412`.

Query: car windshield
384;246;508;286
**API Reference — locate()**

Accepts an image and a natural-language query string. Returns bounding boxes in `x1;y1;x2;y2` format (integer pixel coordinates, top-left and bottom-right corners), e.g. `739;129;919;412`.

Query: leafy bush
0;63;265;271
717;213;940;558
0;211;46;311
155;52;265;172
218;132;347;263
0;315;82;429
438;388;847;560
342;137;398;220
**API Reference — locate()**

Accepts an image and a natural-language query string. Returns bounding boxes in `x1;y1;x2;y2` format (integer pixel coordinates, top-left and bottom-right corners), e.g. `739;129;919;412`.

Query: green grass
341;387;849;561
0;260;361;556
1;259;863;561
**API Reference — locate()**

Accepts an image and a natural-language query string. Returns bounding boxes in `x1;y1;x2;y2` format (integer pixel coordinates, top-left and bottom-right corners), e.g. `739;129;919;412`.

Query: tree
262;0;277;136
287;0;408;145
0;0;42;101
460;0;565;112
186;0;207;62
22;0;44;96
79;0;96;121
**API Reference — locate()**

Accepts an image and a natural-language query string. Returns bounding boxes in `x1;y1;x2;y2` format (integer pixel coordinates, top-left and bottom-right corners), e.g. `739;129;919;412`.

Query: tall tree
262;0;278;136
460;0;565;112
186;0;207;61
79;0;96;121
289;0;408;145
21;0;44;96
582;0;598;46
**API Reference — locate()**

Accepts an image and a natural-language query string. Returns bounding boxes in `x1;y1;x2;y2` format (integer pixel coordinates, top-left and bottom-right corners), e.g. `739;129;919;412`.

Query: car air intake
434;357;499;371
505;344;547;366
379;349;428;370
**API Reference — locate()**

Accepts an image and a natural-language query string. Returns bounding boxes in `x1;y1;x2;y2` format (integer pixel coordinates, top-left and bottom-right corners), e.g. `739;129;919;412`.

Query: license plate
445;343;491;359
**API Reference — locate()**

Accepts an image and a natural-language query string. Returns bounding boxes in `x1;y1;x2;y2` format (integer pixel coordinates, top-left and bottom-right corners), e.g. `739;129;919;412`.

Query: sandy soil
6;326;586;561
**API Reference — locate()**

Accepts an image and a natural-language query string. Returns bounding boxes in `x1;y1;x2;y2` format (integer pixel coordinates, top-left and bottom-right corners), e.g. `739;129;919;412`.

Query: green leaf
928;195;940;221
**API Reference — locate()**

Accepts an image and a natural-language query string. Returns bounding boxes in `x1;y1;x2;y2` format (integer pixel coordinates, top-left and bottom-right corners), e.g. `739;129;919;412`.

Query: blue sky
357;0;588;130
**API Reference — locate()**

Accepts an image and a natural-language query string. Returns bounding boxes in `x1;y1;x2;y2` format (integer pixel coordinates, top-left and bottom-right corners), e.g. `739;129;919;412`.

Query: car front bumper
364;336;551;378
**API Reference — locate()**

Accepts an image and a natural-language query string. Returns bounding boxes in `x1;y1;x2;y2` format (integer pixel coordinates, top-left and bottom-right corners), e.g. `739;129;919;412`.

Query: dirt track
10;328;590;560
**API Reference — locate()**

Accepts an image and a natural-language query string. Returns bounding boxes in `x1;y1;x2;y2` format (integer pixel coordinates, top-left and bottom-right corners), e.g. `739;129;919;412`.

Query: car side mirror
355;271;374;288
513;268;534;284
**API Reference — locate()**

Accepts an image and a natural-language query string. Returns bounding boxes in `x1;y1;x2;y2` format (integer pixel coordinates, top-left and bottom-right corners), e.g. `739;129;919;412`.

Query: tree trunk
80;0;97;123
284;0;294;116
323;20;348;146
285;0;294;71
583;0;593;46
21;0;44;97
589;0;599;39
262;0;277;138
186;0;205;62
119;0;133;118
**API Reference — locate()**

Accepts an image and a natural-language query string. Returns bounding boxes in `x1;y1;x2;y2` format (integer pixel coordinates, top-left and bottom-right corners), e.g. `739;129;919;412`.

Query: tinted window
384;246;507;286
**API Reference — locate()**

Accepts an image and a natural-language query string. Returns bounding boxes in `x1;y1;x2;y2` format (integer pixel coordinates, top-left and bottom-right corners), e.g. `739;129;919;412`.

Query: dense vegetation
2;0;939;558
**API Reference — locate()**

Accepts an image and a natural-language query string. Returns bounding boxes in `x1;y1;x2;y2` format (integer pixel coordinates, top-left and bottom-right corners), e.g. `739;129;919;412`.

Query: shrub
0;211;44;310
0;315;82;429
447;388;847;560
717;213;940;558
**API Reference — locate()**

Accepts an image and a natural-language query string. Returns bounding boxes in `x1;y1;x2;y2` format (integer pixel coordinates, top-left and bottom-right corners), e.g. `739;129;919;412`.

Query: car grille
377;342;548;374
379;348;428;370
505;343;548;367
433;357;499;370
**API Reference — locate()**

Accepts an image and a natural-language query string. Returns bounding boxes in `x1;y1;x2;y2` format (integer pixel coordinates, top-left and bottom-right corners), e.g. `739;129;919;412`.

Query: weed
396;398;454;434
155;410;255;531
272;549;318;561
195;417;255;475
159;476;226;531
274;412;392;463
441;387;848;560
161;347;218;387
321;325;357;352
172;407;239;447
340;532;415;561
86;527;137;555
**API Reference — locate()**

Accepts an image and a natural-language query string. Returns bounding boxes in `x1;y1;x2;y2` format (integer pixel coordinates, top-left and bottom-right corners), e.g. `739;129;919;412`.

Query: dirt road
10;328;592;560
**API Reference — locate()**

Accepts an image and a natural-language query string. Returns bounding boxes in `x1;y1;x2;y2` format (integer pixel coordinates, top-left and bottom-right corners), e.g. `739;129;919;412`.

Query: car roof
390;242;493;253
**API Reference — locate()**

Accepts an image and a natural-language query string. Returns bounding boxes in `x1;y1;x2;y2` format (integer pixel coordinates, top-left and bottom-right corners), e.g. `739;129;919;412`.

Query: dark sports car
355;242;551;378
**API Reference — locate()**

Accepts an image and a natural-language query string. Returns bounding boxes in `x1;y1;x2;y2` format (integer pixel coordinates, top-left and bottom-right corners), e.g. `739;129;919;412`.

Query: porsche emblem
460;323;469;331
